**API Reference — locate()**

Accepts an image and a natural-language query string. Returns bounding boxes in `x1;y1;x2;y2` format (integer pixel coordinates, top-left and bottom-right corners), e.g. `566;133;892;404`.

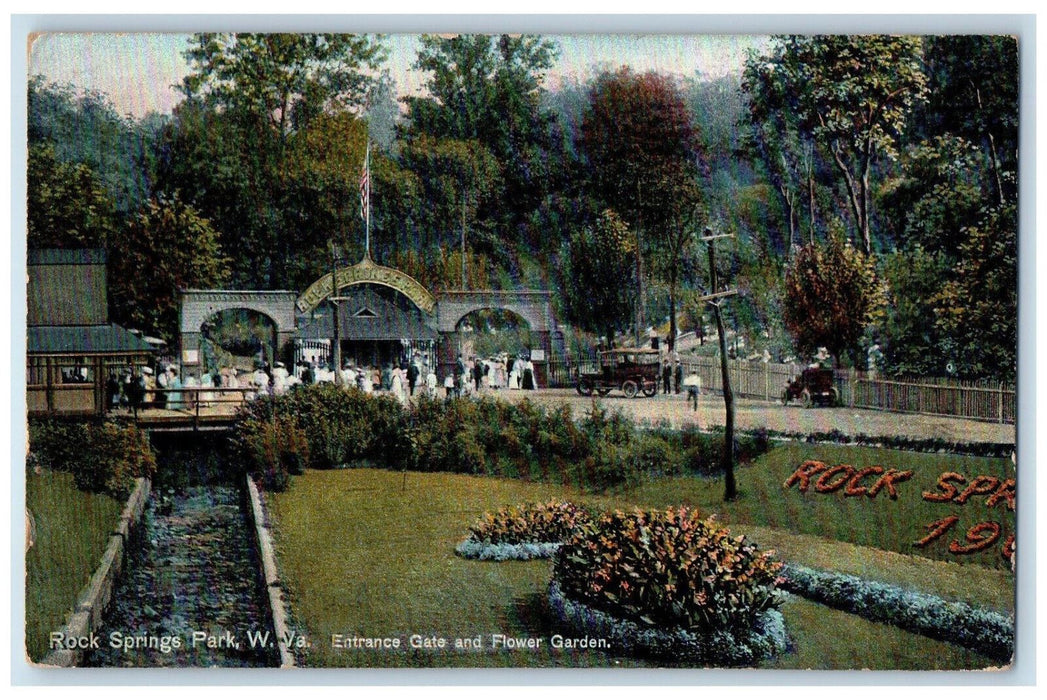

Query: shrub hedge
28;418;156;498
230;387;773;492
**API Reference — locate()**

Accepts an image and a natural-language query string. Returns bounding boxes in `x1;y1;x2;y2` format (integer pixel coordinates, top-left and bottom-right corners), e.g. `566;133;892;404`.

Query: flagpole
364;141;371;259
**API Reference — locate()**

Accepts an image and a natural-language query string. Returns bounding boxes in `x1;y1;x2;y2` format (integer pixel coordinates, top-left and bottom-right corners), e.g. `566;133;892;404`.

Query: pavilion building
26;248;155;416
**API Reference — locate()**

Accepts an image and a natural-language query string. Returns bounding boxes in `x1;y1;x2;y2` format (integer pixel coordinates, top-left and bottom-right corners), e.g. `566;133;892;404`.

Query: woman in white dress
391;367;407;404
200;370;215;407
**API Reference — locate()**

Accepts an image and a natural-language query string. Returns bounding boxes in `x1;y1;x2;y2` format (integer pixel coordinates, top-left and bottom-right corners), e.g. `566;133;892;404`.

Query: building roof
27;248;107;266
298;285;438;341
28;324;156;355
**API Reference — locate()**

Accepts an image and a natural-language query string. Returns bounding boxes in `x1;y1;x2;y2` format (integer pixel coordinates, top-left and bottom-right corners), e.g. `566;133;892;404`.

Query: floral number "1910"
914;516;1013;560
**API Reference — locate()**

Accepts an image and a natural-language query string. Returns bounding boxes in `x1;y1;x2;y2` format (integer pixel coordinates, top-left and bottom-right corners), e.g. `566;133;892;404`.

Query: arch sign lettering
296;257;437;315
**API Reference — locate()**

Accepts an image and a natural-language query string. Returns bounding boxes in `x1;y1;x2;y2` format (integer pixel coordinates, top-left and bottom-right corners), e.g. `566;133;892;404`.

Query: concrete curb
38;477;151;667
244;475;297;669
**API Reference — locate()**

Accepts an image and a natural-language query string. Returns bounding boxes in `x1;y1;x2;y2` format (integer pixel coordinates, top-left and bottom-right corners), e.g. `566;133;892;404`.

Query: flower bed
547;579;787;666
550;507;786;664
454;539;562;561
779;563;1013;663
456;500;592;561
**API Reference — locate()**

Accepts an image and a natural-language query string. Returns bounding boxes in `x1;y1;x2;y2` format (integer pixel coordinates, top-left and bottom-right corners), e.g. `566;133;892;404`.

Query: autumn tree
561;209;638;346
783;234;885;366
580;68;703;345
746;36;928;254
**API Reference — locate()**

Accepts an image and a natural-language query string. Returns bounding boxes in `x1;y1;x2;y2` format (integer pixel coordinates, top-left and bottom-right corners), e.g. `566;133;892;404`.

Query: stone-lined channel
85;436;277;667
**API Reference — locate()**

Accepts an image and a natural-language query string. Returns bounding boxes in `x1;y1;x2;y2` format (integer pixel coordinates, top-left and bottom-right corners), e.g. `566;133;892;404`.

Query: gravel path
494;389;1015;445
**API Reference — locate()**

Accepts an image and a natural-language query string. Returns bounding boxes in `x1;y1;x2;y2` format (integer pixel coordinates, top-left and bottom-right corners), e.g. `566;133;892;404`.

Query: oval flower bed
549;507;788;666
455;500;592;561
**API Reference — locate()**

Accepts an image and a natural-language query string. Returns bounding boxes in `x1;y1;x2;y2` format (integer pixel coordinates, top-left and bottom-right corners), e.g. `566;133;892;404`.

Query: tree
921;35;1018;205
27;143;121;250
561;209;638;346
783;235;885;366
932;202;1017;382
28;76;159;214
879;246;954;377
405;34;560;249
398;135;503;265
580;68;703;344
879;134;986;256
181;33;386;138
746;36;929;254
170;33;386;288
107;196;230;341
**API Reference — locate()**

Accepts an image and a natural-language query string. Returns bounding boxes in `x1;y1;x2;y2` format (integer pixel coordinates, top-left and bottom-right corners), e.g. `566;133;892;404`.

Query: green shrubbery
553;507;784;635
231;387;772;492
28;419;156;498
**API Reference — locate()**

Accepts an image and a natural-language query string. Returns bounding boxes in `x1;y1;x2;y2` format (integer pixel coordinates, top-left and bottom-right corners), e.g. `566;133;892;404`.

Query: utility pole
461;189;467;290
697;227;738;501
330;240;342;385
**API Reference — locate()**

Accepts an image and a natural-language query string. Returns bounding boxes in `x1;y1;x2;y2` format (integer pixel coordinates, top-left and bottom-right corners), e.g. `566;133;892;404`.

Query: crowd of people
106;351;702;416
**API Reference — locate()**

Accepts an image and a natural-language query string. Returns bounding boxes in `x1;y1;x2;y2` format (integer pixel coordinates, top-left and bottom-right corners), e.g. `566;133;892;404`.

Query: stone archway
435;290;562;388
179;290;298;376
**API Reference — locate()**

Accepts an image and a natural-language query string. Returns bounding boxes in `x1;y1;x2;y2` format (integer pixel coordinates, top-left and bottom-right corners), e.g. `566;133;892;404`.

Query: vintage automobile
576;348;661;399
781;367;839;407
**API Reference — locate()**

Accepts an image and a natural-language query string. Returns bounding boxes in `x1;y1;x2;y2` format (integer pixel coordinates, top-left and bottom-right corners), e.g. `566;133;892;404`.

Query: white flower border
547;579;787;667
779;563;1014;663
455;537;562;561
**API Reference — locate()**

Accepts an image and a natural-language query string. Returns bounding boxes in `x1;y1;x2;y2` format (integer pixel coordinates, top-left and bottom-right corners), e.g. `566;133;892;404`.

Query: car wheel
576;378;593;396
829;387;839;407
622;380;639;399
642;383;657;397
781;390;790;406
801;389;813;408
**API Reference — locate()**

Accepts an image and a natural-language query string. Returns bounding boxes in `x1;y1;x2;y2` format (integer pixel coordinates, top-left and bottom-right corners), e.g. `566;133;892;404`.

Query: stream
84;480;277;667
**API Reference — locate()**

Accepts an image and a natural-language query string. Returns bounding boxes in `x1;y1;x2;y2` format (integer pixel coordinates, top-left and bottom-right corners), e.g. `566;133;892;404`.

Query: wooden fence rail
549;355;1015;424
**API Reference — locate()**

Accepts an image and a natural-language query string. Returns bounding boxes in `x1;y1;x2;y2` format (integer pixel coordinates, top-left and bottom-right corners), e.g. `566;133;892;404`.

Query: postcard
19;23;1023;679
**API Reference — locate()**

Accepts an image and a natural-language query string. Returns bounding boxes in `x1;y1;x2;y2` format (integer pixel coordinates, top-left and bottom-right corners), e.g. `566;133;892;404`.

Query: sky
27;33;769;118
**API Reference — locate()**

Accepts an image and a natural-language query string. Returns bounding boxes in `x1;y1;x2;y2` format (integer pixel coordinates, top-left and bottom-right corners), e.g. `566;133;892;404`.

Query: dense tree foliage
108;196;230;340
561;209;638;345
27;143;121;250
744;36;929;254
27;77;159;213
579;68;705;344
405;34;560;254
25;33;1019;382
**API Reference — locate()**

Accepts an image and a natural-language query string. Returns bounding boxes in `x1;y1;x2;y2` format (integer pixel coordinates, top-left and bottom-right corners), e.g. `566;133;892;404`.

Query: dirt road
495;388;1015;445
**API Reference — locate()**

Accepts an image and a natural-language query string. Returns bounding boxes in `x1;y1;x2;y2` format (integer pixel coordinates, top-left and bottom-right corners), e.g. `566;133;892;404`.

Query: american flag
359;142;370;221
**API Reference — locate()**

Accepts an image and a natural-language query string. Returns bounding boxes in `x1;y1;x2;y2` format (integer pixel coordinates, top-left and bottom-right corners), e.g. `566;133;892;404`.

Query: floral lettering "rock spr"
784;461;913;499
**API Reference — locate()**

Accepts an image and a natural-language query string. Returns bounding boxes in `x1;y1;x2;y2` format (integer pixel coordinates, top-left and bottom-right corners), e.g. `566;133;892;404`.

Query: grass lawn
266;442;1013;670
25;469;125;663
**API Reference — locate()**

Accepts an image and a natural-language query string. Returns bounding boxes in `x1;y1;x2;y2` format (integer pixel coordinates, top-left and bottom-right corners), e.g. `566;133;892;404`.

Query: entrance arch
296;256;436;315
179;290;298;376
435;291;562;388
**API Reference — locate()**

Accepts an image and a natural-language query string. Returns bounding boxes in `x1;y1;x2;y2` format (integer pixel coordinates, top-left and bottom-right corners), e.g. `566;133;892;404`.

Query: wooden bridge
115;387;251;432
